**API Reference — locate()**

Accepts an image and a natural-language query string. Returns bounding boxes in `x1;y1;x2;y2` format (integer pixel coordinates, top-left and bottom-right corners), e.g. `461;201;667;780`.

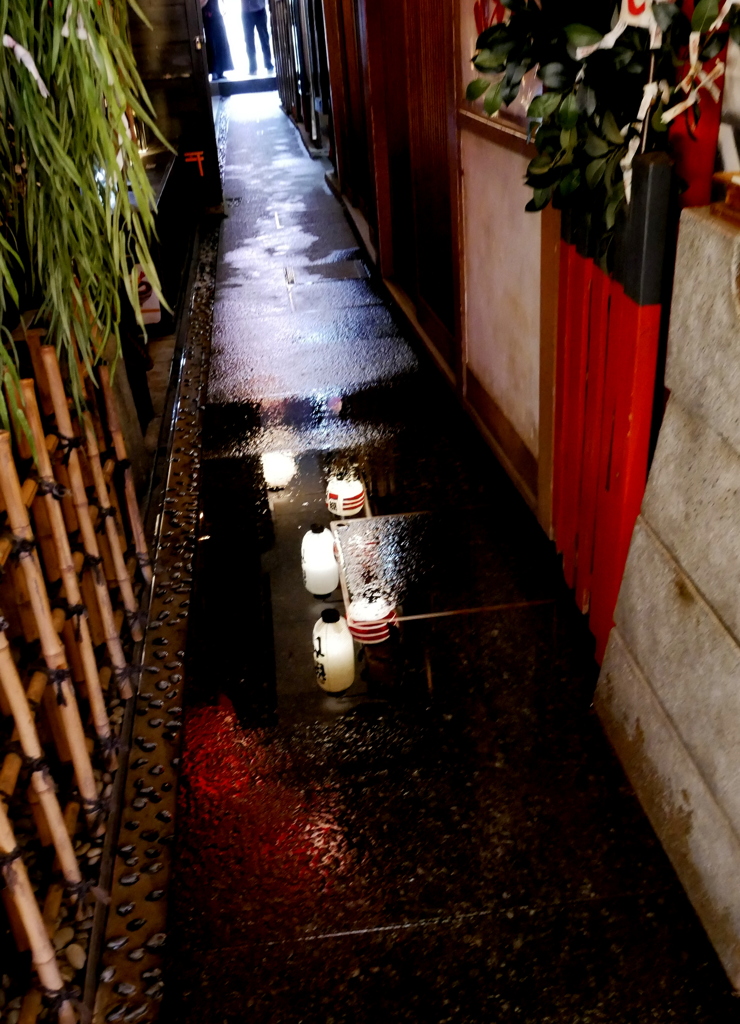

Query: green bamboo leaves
0;0;165;414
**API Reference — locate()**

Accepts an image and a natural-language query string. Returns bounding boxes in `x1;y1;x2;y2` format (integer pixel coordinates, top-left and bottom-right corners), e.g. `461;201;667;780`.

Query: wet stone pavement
164;93;739;1022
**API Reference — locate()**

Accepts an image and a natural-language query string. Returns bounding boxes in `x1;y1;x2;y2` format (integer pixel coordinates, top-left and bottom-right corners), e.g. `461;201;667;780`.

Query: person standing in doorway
200;0;233;81
242;0;274;75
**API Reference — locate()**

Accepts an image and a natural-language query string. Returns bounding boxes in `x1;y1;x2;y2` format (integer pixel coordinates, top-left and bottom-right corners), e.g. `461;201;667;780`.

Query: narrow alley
162;94;737;1022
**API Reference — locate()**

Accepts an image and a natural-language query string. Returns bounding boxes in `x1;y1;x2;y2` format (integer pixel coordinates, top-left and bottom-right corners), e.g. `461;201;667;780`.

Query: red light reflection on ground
175;700;359;941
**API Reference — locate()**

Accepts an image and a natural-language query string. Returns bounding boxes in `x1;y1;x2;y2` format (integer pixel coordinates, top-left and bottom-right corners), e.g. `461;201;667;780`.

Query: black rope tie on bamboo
8;535;36;559
95;504;116;534
55;432;83;466
100;732;120;757
83;552;103;579
25;755;52;779
66;876;110;905
54;596;86;641
114;663;137;695
0;846;22;870
81;793;109;831
53;596;86;621
36;476;68;500
43;667;71;706
136;551;152;570
126;608;146;632
40;984;80;1014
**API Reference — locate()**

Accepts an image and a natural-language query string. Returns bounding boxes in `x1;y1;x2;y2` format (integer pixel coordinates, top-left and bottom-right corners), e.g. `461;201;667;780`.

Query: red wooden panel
559;251;593;588
551;238;572;543
574;265;611;614
589;287;661;661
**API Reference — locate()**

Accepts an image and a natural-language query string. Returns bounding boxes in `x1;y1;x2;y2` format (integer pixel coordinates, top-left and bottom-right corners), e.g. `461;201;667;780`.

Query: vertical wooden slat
405;0;456;358
589;289;661;660
574;268;611;613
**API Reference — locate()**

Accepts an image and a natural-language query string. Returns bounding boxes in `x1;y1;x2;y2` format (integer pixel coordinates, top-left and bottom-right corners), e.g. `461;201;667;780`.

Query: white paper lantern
301;524;339;598
347;598;396;644
261;452;296;490
326;476;365;517
313;609;355;693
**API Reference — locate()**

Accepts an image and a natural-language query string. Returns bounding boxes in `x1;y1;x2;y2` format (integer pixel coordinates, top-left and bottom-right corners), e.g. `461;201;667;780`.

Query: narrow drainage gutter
86;217;220;1024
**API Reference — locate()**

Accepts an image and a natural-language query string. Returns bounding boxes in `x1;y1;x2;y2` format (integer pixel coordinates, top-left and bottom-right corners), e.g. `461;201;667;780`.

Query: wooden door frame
361;0;460;385
183;0;222;208
323;0;557;531
322;0;348;188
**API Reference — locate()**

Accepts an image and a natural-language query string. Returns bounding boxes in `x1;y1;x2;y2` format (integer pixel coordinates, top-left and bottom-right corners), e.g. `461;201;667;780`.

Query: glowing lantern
301;524;339;598
313;609;355;693
326;476;365;517
347;598;396;644
261;452;296;490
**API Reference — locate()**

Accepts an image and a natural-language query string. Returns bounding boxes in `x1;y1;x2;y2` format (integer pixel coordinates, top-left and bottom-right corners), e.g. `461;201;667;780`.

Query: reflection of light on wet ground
209;333;418;404
333;515;434;610
207;419;395;461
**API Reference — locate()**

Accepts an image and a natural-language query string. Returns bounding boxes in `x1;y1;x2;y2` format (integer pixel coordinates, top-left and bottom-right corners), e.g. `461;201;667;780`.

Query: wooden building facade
323;0;556;526
320;0;724;659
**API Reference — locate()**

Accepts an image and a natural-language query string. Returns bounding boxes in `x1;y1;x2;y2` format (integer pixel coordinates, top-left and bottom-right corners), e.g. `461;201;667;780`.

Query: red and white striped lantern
326;476;365;517
347;598;396;645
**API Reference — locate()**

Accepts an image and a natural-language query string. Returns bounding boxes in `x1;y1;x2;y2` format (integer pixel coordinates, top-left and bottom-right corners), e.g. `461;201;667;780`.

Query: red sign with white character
622;0;652;27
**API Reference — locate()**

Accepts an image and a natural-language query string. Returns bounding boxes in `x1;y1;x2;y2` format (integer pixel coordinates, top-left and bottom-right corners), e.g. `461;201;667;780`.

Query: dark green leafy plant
466;0;737;261
0;0;165;422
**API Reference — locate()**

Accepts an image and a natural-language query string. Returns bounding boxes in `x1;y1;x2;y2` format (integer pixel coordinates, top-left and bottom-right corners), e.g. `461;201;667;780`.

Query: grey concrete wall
595;207;740;988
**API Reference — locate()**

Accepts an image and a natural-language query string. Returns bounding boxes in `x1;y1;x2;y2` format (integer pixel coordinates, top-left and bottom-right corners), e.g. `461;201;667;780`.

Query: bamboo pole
80;410;142;642
0;627;83;891
39;348;133;700
0;802;76;1024
98;364;152;584
28;786;52;847
0;432;102;833
20;801;81;1024
21;381;119;762
22;324;54;418
0;671;50;802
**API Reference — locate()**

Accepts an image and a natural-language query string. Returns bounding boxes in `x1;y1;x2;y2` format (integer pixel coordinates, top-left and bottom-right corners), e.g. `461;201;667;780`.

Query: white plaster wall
461;128;541;456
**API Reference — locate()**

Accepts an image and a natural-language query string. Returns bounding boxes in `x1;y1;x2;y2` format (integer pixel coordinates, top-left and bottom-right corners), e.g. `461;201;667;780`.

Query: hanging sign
622;0;653;28
576;0;670;59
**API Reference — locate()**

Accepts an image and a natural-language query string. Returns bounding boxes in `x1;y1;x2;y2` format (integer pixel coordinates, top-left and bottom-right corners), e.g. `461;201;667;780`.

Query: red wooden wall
552;56;726;661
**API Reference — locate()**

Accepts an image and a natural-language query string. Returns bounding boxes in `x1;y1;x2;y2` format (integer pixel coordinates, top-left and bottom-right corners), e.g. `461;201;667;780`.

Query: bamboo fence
0;351;151;1022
